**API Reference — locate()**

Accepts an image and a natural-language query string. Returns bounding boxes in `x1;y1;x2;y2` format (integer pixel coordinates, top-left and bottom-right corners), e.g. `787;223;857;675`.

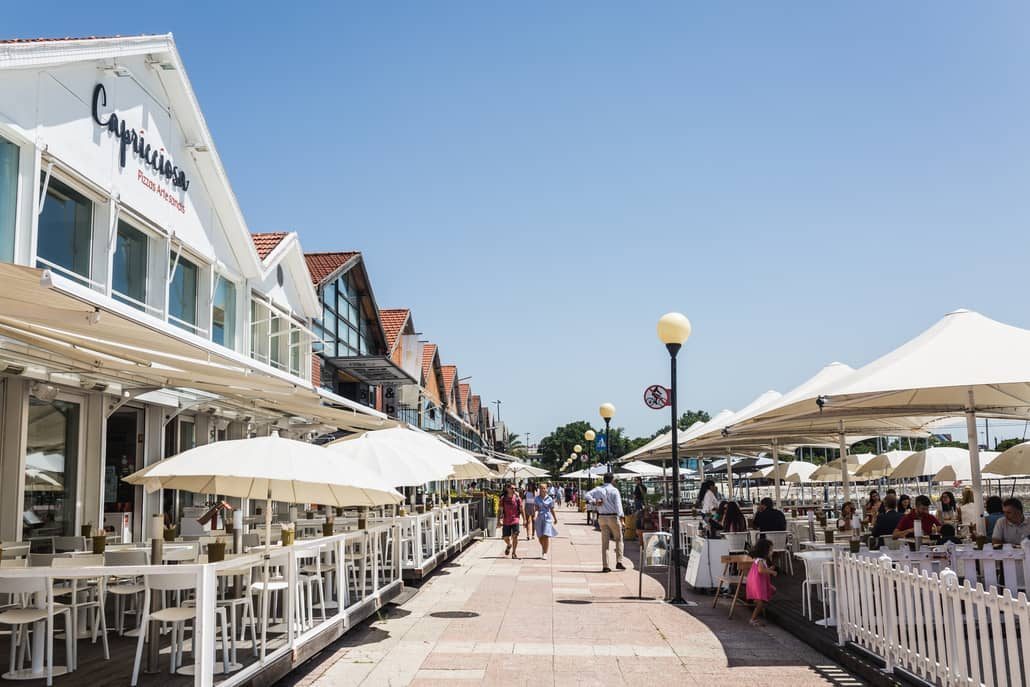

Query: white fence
834;544;1030;687
397;502;471;572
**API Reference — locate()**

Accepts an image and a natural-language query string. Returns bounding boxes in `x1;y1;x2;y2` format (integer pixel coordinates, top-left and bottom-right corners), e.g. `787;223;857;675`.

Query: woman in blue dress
534;482;559;560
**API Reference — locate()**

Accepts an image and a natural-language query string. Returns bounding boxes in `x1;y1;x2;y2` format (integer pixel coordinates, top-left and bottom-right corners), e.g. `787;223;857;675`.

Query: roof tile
250;232;287;260
421;344;438;382
441;365;458;399
379;309;410;353
304;252;359;285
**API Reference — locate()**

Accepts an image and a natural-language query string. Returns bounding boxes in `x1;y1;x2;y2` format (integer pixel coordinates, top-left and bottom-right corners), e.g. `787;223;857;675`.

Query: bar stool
51;554;109;667
104;550;148;636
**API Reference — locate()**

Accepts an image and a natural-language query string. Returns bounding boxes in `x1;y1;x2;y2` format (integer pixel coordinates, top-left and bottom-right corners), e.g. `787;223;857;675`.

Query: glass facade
317;271;371;358
168;254;199;332
212;276;236;348
112;221;149;310
23;397;80;540
0;136;17;263
37;177;92;283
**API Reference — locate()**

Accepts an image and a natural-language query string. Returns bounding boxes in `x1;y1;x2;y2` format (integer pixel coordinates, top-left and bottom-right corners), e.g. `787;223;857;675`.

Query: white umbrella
931;451;1001;483
853;450;914;478
766;460;819;483
983;441;1030;476
809;453;877;481
622;460;666;477
495;461;549;480
325;429;455;486
891;447;986;479
124;432;402;659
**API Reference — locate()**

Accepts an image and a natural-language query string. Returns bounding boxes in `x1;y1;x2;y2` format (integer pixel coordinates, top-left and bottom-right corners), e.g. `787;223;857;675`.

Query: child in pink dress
747;538;778;626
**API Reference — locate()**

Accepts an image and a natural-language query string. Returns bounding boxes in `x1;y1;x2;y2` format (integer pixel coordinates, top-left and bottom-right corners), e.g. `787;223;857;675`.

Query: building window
269;312;283;369
321;272;374;358
212;276;236;349
0;136;18;263
290;328;301;377
112;221;149;311
250;299;270;364
168;254;199;333
37;177;92;284
250;297;308;379
24;396;80;540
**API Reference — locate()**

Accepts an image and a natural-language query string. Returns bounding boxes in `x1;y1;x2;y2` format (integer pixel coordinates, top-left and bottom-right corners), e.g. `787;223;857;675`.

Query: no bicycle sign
643;385;671;409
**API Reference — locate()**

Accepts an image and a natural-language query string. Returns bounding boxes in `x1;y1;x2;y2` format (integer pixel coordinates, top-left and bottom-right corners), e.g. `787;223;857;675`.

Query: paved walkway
284;507;863;686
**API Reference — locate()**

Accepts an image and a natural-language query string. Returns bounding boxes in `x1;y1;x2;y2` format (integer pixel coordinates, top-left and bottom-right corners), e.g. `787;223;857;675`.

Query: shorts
502;523;520;537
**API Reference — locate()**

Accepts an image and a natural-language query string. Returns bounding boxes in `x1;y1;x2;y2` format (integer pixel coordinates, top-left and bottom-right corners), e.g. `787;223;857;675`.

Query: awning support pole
37;162;53;215
966;388;985;535
839;421;850;505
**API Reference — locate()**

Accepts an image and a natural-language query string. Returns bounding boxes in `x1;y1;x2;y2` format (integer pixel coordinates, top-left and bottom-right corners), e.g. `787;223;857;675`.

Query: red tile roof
470;395;482;416
441;365;458;400
460;383;471;408
304;252;359;285
379;309;410;353
421;344;438;383
251;232;287;260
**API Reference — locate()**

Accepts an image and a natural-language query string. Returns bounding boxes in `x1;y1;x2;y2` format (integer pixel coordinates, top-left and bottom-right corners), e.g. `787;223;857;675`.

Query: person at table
836;501;858;531
897;494;912;515
937;523;963;545
872;495;902;542
722;501;747;533
753;497;786;532
893;495;941;539
880;488;897;515
992;498;1030;546
937;491;959;525
959;487;979;533
864;491;881;524
696;480;720;515
985;496;1005;536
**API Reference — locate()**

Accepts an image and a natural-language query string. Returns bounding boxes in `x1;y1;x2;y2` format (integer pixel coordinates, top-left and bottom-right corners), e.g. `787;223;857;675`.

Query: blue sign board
595;435;607;452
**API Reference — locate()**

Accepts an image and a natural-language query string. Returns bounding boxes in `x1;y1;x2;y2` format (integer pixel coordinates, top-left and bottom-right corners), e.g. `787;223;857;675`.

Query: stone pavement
282;506;864;687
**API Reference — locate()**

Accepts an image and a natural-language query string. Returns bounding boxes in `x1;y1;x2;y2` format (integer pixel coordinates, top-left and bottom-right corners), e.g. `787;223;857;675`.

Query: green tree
648;410;711;439
995;438;1024;452
538;421;594;473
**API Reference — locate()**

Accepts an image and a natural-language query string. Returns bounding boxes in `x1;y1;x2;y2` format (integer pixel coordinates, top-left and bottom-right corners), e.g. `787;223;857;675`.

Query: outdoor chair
51;554;109;666
0;574;74;685
712;554;753;619
0;543;30;560
757;531;793;575
51;537;86;553
104;549;148;636
130;571;231;685
294;548;326;630
796;553;829;621
723;532;748;553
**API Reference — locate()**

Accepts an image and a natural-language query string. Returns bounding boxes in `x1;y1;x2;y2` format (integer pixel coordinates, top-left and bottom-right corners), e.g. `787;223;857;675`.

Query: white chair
104;550;148;636
295;549;326;629
51;555;109;665
130;572;230;685
0;543;30;560
0;575;73;685
723;532;748;553
758;531;794;575
51;537;86;553
796;553;829;620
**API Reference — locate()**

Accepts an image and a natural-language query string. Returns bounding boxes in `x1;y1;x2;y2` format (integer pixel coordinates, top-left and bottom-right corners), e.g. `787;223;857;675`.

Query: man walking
588;473;625;572
500;483;522;558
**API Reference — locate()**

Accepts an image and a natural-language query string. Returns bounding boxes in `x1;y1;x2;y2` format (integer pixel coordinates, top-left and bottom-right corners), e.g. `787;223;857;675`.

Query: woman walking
535;482;559;560
523;482;537;541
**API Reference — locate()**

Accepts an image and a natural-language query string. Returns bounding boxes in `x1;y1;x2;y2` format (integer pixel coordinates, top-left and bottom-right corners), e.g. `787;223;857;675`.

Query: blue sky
9;2;1030;445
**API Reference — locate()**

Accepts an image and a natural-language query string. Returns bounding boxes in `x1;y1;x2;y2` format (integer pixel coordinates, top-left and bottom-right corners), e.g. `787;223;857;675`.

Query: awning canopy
327;355;416;384
0;264;392;432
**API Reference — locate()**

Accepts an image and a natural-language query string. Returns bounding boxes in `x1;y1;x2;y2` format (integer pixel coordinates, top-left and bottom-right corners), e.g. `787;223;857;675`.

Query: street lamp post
599;404;615;472
657;312;692;605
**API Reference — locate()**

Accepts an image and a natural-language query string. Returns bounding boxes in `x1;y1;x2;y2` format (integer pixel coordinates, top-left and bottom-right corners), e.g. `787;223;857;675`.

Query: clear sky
8;2;1030;445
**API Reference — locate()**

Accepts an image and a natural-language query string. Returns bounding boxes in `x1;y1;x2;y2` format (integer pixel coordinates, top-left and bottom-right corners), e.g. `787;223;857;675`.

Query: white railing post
337;537;348;615
371;528;380;594
1022;540;1030;593
834;549;847;646
393;523;401;583
878;555;895;674
193;564;217;687
286;546;296;650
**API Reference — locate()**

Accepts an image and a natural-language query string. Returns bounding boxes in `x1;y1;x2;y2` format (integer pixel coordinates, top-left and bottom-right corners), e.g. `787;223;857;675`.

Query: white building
0;34;389;544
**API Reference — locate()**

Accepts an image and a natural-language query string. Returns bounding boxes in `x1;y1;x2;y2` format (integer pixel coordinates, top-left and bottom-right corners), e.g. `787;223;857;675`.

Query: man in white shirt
588;473;625;572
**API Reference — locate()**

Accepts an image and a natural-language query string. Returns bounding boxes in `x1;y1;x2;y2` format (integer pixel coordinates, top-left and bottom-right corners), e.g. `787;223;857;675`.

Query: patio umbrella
766;460;819;482
495;461;549;480
621;461;667;476
809;453;876;481
890;447;986;479
853;450;913;479
124;432;402;659
931;451;1001;483
983;441;1030;476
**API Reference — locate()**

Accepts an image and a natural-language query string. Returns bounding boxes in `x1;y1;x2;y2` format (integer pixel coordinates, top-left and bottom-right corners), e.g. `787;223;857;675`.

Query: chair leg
130;605;149;686
219;609;230;674
98;594;110;660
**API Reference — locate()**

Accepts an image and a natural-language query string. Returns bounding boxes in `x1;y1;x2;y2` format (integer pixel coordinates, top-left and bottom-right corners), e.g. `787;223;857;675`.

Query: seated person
992;497;1030;546
936;523;963;545
893;495;941;539
753;497;786;532
871;495;902;541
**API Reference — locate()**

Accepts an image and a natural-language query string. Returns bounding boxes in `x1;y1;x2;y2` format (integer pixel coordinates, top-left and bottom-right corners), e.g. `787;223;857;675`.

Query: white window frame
166;243;208;337
35;171;103;291
110;215;162;317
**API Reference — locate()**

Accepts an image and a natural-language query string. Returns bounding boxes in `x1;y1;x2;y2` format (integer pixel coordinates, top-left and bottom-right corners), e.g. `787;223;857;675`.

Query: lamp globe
657;312;692;346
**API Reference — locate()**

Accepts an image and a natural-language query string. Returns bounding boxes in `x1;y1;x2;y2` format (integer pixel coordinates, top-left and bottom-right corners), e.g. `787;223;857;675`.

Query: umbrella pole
965;392;985;535
261;492;272;661
772;439;781;509
839;422;850;505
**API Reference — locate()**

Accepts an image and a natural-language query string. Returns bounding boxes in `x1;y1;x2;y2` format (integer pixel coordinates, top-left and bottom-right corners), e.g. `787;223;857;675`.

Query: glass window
112;221;148;310
212;276;236;349
290;327;301;377
269;313;282;368
337;293;349;321
37;177;92;282
250;299;269;363
0;136;18;263
168;254;198;331
324;310;337;341
24;397;80;540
